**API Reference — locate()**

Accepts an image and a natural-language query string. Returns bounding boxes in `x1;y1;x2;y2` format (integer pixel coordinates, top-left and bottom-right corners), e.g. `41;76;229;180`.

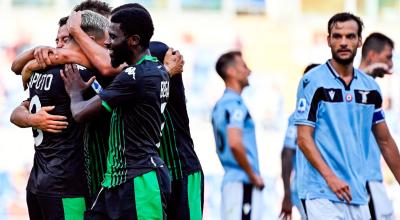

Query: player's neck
225;82;243;94
358;60;369;72
131;48;151;65
330;59;354;78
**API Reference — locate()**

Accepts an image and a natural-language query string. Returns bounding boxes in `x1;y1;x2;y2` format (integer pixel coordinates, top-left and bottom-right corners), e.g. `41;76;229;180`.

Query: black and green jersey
83;116;109;196
27;65;93;197
98;56;169;188
83;76;113;197
159;74;202;180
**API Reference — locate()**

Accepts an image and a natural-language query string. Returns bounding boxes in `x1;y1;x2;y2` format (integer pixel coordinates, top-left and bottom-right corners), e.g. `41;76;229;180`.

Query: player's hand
30;106;68;133
33;46;57;69
325;175;352;203
67;11;82;35
250;174;265;190
279;195;292;220
365;62;392;78
164;48;184;77
60;64;95;97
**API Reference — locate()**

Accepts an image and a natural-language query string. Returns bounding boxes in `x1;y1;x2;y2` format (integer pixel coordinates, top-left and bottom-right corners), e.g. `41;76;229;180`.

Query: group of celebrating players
10;1;203;220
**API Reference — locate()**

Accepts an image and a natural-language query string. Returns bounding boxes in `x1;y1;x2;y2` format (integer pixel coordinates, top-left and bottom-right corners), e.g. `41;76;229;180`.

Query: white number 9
29;95;43;146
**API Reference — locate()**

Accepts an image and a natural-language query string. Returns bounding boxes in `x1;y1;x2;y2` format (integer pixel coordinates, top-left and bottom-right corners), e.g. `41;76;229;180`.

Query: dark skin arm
10;100;68;133
297;125;352;203
373;122;400;184
60;64;100;123
279;148;295;220
228;127;264;190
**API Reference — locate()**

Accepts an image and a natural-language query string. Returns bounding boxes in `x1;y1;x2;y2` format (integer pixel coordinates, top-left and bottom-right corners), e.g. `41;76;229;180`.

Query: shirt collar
326;60;358;79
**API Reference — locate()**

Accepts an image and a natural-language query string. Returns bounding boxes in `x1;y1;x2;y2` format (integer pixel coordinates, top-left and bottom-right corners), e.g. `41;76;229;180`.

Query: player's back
27;65;93;197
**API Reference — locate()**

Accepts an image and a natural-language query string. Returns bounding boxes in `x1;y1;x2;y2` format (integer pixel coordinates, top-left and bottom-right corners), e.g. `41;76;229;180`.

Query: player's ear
128;35;140;47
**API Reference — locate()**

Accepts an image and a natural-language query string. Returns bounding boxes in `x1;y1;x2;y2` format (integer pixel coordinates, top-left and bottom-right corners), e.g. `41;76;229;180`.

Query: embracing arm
68;11;123;76
373;122;400;184
10;101;68;133
12;46;58;74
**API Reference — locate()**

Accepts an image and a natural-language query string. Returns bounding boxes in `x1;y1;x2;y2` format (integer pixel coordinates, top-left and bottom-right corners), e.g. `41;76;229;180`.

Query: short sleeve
99;66;138;112
283;116;297;149
294;75;317;127
226;102;247;129
371;83;385;125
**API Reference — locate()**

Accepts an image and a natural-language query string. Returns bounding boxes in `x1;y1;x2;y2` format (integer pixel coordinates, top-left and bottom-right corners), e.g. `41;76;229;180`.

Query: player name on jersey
29;72;53;91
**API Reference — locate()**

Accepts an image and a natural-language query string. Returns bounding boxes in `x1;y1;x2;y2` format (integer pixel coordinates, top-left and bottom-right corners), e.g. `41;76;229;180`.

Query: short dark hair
149;41;169;63
328;12;364;37
73;0;112;17
303;63;319;74
361;32;394;59
111;3;150;15
110;8;154;49
58;16;68;27
215;51;242;80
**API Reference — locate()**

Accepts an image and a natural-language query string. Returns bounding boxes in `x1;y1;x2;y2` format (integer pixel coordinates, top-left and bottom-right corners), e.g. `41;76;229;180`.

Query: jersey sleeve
99;66;138;112
371;81;385;125
226;102;247;129
283;116;297;149
294;75;318;127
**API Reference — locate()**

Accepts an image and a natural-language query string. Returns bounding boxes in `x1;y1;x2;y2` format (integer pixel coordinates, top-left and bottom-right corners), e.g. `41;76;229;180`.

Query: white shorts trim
221;182;263;220
368;181;395;220
305;198;370;220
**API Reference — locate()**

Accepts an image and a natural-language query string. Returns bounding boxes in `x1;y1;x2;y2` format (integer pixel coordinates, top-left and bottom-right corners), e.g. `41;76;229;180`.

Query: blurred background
1;0;400;219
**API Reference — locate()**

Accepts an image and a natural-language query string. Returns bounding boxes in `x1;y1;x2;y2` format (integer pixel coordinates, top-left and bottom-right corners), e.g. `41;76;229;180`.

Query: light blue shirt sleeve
283;115;297;150
294;75;317;127
227;102;247;129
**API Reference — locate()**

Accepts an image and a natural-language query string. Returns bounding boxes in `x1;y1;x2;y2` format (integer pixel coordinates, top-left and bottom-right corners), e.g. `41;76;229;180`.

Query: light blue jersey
283;113;301;209
294;60;385;205
211;89;260;186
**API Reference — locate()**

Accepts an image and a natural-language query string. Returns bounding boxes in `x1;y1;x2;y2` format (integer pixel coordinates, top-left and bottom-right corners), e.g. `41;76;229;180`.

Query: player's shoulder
355;68;380;89
299;64;328;92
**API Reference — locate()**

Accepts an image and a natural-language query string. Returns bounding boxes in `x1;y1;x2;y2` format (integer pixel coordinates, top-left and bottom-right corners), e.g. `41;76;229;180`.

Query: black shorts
167;171;204;220
85;166;170;220
26;191;86;220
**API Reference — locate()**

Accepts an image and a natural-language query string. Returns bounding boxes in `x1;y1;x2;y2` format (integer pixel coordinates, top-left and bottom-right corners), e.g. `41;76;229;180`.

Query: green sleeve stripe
62;197;86;220
188;171;202;220
102;100;112;112
134;171;163;220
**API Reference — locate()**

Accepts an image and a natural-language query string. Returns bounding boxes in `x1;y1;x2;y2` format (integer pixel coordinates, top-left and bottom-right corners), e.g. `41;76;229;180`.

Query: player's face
56;25;70;49
327;20;362;65
105;23;133;68
373;44;393;69
233;55;251;88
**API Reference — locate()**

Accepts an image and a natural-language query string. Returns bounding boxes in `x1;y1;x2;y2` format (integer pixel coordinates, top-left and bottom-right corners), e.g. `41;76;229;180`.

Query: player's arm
61;64;99;123
11;46;56;74
21;50;92;89
10;100;68;133
67;11;124;77
297;125;351;203
373;122;400;184
280;147;295;220
228;127;264;190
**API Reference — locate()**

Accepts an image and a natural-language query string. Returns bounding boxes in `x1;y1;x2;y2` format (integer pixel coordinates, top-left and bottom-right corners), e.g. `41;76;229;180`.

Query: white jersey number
29;95;43;146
